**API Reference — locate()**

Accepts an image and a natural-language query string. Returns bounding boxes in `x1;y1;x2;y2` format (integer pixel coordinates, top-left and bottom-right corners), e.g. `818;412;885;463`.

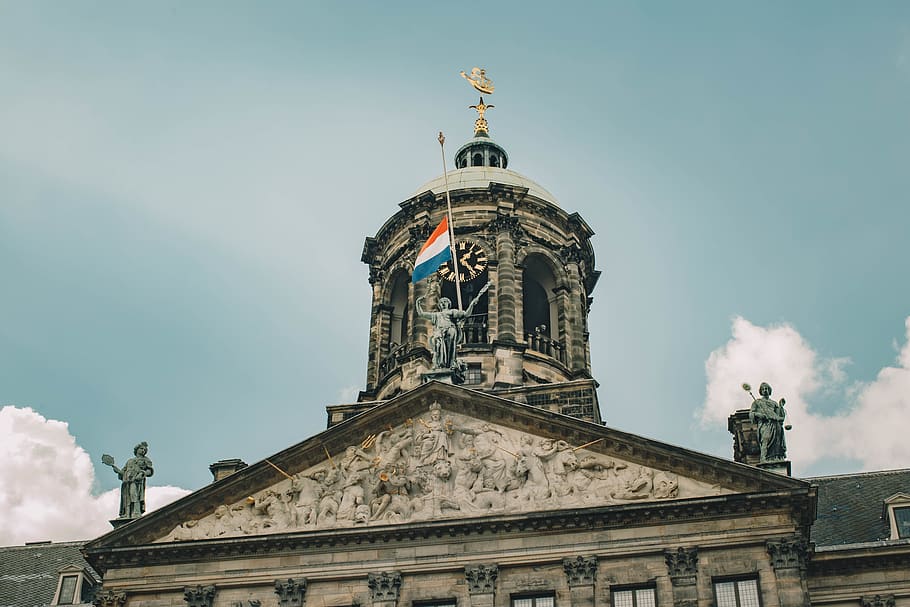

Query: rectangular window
894;506;910;539
512;595;555;607
612;586;656;607
714;578;760;607
57;575;78;605
415;602;456;607
464;363;483;385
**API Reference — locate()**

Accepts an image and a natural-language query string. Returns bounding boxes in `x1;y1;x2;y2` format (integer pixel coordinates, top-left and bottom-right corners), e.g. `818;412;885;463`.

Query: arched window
522;255;561;360
458;157;468;169
388;272;410;348
490;154;499;168
472;153;483;166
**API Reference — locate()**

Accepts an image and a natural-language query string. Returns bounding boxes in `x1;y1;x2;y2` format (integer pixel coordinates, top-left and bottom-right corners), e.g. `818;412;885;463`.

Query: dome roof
409;167;559;207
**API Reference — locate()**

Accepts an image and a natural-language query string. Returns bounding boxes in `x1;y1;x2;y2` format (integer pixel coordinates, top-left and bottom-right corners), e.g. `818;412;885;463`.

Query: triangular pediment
86;382;808;549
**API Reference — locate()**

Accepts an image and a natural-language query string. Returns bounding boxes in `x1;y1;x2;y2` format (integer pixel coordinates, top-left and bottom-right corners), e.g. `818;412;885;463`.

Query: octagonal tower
349;106;602;424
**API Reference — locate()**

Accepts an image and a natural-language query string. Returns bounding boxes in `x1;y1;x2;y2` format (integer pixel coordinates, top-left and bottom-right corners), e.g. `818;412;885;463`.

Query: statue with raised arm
416;281;491;370
102;442;154;519
747;382;788;462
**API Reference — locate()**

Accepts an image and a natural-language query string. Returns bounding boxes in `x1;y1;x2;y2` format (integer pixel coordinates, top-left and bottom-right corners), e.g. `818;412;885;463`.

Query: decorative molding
861;595;895;607
184;585;216;607
368;571;402;603
563;555;597;587
767;537;809;571
465;564;499;594
665;547;698;586
93;590;127;607
275;578;307;607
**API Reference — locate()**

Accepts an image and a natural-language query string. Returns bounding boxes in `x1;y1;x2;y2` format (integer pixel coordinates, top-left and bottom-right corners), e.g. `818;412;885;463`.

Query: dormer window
882;493;910;540
52;565;96;605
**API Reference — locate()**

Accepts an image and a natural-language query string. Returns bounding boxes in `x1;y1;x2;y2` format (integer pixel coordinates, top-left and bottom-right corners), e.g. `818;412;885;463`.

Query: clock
438;240;488;282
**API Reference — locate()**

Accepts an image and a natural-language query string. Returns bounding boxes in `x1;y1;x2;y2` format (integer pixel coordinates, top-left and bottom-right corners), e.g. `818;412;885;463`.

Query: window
714;578;760;607
512;595;554;607
464;363;482;385
894;506;910;538
612;586;656;607
415;602;456;607
57;575;78;605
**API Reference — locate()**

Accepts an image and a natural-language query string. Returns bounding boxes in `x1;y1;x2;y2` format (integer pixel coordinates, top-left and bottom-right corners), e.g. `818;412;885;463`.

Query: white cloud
701;316;910;473
0;406;190;545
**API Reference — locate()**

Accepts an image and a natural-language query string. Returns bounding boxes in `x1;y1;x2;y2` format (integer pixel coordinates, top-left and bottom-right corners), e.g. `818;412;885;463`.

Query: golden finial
469;96;494;136
460;67;494;94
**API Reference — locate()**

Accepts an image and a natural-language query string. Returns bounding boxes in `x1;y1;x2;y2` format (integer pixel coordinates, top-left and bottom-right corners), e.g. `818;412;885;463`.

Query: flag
412;216;452;283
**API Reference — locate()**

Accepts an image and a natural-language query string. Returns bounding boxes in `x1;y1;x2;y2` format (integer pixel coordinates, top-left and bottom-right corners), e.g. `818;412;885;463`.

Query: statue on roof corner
102;441;154;519
743;382;789;463
416;281;491;371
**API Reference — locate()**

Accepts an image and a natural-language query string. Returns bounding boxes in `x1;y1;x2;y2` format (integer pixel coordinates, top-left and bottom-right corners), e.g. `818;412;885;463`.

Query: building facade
82;103;909;607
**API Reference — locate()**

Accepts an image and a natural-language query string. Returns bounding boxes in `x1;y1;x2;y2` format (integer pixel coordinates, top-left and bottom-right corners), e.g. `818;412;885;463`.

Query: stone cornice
808;541;910;575
84;488;814;575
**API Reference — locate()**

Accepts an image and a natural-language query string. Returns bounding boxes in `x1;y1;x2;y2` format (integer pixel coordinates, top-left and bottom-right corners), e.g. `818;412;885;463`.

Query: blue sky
1;2;909;539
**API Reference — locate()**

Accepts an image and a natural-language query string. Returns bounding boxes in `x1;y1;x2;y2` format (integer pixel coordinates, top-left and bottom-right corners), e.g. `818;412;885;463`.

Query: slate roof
807;467;910;546
0;541;95;607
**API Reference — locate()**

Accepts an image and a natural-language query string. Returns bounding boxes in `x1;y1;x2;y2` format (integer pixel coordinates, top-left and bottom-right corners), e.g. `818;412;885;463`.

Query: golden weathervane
460;67;494;94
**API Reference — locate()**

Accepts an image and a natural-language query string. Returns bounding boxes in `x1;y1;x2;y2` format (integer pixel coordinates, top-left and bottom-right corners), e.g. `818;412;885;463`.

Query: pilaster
665;547;698;607
368;571;402;607
767;538;810;607
465;564;499;607
563;556;597;607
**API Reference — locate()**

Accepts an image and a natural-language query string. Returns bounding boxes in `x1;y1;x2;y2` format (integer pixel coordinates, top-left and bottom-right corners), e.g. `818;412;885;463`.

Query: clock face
438;240;488;282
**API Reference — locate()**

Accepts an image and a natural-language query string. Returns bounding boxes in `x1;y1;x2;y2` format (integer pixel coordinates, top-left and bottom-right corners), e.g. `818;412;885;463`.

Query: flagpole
438;132;464;310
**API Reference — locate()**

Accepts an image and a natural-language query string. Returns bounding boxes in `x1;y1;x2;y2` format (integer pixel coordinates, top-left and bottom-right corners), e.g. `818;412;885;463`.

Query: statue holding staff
416;281;491;370
102;441;154;519
743;382;789;463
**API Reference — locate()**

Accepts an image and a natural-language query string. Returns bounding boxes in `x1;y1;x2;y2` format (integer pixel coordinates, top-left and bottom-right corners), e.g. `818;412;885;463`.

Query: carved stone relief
184;586;216;607
465;564;499;594
275;578;307;607
861;595;896;607
93;590;127;607
665;547;698;586
368;572;402;603
767;537;809;571
161;404;727;542
563;555;597;587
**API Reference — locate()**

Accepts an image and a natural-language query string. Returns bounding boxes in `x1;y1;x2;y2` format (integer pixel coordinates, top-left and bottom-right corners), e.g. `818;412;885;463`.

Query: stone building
81;101;909;607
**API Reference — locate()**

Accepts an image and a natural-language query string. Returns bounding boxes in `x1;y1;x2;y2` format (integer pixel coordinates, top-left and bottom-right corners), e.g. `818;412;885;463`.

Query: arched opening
522;255;563;362
472;153;483;167
380;271;410;378
490;154;499;168
459;157;468;168
388;272;410;348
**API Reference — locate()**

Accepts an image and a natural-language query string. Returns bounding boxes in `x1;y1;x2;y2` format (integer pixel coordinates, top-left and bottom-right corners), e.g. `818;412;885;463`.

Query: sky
1;1;909;544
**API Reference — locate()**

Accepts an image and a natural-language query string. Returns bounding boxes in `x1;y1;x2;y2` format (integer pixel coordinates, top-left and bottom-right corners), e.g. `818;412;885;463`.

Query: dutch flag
412;216;452;283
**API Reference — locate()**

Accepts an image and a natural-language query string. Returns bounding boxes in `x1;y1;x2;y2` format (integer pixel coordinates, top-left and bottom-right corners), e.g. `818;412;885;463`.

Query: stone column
767;538;810;607
368;572;402;607
275;578;308;607
492;217;519;343
560;251;587;374
93;590;127;607
366;269;385;391
563;556;597;607
665;547;698;607
184;586;216;607
465;564;499;607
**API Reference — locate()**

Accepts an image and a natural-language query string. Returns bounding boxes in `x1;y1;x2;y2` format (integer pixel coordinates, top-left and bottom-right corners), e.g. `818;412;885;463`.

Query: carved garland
861;595;896;607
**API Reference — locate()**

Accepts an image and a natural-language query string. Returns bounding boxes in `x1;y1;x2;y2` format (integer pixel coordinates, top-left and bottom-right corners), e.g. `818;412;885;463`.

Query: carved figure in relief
611;465;653;500
416;402;452;466
292;470;325;527
370;467;412;521
653;472;679;499
338;470;367;521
